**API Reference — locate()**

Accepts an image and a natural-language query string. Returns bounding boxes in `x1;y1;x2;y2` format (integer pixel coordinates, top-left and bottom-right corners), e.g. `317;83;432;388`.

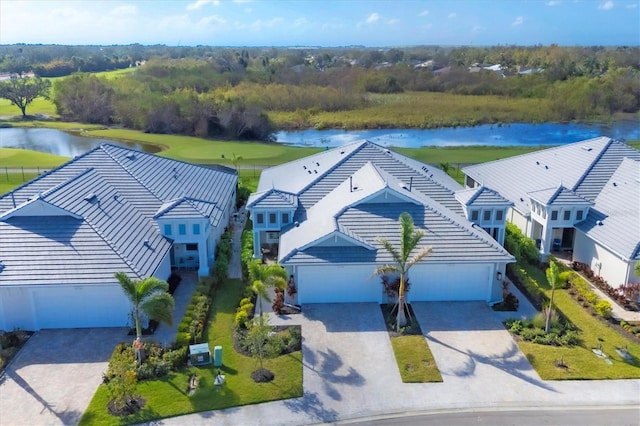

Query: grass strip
390;335;443;383
80;279;302;425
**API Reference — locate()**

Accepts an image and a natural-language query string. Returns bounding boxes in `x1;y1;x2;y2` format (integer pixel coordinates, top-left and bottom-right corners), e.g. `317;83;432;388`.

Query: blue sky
1;0;638;46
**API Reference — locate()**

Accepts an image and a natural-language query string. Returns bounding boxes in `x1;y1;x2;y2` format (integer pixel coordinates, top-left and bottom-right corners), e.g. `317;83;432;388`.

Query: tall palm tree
115;272;175;361
248;260;288;316
376;212;432;332
545;261;559;333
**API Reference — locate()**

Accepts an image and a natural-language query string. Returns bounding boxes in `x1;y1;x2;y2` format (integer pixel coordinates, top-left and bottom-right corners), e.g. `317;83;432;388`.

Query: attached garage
409;263;493;302
0;285;129;330
297;264;382;304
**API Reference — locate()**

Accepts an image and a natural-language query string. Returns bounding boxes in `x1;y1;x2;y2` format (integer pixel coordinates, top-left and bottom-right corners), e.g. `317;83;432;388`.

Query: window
471;210;479;221
256;213;264;224
576;210;584;221
178;224;186;235
193;223;201;235
551;210;558;221
269;213;277;224
563;210;571;221
483;210;491;221
164;224;172;235
495;210;504;221
186;243;198;251
282;212;289;224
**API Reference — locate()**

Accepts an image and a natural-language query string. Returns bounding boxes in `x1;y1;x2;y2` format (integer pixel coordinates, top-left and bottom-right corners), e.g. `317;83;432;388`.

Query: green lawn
0;148;69;168
390;335;443;383
0;97;58;118
0;172;38;194
80;279;302;425
512;264;640;380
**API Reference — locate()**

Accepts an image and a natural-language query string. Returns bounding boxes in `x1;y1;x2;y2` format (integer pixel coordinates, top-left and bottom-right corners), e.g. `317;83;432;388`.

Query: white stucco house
0;144;237;331
463;137;640;289
247;140;515;305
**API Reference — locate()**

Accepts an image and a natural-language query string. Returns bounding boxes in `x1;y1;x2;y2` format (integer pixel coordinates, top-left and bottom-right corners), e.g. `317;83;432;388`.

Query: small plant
594;300;613;319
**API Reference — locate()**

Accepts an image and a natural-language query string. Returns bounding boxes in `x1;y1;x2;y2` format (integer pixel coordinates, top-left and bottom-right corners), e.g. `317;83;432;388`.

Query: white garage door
32;285;130;329
297;264;381;304
409;263;491;302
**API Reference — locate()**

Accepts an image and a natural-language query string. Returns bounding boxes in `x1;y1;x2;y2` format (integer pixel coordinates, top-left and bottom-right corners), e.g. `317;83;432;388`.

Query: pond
1;121;638;158
0;128;160;157
275;121;640;148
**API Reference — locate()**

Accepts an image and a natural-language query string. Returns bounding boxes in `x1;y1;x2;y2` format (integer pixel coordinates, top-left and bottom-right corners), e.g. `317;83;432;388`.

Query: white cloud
448;12;457;18
419;10;429;16
625;2;637;7
249;17;284;31
471;25;485;36
387;18;399;25
546;1;561;6
512;16;524;26
294;17;308;27
110;5;137;16
598;0;614;9
366;13;380;24
187;0;219;11
197;15;227;26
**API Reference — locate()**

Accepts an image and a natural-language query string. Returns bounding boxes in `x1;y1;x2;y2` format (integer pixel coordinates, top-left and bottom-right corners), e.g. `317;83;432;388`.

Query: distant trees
54;74;115;124
0;74;51;117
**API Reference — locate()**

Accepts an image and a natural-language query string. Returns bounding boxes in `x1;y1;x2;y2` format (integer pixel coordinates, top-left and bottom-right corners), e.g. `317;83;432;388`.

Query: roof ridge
466;185;485;205
101;145;164;203
570;138;614;192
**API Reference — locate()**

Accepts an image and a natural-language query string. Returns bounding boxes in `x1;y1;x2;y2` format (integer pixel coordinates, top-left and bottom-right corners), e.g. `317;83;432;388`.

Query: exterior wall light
497;271;503;281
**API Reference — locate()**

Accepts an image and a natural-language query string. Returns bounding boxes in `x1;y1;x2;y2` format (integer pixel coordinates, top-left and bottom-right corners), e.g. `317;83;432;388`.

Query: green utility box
213;345;223;367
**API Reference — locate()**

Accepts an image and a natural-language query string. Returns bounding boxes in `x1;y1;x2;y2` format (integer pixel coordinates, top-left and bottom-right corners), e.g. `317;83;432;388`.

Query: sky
1;0;639;47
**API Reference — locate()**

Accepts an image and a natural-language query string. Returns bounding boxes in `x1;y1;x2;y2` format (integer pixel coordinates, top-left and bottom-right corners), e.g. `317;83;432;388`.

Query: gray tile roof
527;186;592;206
455;186;513;207
155;197;222;226
255;141;514;266
576;158;640;261
0;144;237;286
463;137;640;213
247;189;298;210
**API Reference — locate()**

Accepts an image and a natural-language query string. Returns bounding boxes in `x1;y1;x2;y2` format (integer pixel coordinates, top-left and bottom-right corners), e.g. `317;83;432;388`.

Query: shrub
162;346;188;370
505;223;539;265
557;271;576;289
594;300;612;319
175;332;191;347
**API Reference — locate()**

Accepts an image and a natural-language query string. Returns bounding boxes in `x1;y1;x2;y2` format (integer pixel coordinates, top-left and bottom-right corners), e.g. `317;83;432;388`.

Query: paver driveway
160;301;639;425
0;327;128;425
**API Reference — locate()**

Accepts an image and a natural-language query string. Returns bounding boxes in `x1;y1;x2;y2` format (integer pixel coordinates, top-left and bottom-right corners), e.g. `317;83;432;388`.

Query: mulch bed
380;304;423;337
107;396;146;417
233;325;302;357
251;368;275;383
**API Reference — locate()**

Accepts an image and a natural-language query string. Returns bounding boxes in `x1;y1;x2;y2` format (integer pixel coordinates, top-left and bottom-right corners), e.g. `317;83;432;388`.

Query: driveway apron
0;328;128;425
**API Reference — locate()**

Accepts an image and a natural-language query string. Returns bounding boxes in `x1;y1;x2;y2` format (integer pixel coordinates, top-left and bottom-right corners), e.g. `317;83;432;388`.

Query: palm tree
115;272;175;362
545;261;559;333
376;212;432;332
248;260;288;316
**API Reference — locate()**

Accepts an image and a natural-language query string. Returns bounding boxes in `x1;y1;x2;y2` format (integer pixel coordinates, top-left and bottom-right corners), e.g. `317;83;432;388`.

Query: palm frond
141;292;175;326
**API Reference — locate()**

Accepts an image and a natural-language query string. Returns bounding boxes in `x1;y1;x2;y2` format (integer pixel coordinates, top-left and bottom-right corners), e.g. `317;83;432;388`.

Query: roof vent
84;193;98;203
303;165;307;169
126;153;136;160
536;161;540;165
316;162;320;167
340;150;345;155
596;220;603;226
581;146;593;152
294;221;299;227
544;165;549;169
0;261;4;273
307;170;312;174
612;182;617;187
144;239;151;247
520;197;525;202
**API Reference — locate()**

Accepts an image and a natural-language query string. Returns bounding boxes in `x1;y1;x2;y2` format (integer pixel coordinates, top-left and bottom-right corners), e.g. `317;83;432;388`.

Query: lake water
0;121;638;159
0;128;160;157
275;121;640;148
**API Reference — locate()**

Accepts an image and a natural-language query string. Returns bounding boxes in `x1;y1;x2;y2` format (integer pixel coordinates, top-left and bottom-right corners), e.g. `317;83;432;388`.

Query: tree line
0;44;638;140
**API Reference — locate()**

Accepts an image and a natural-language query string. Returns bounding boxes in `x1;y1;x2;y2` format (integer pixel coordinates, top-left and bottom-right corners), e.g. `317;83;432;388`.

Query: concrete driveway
0;327;128;425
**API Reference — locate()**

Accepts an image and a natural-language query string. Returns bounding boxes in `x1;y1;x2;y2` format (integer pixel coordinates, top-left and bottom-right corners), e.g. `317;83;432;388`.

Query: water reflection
0;128;160;157
275;121;640;148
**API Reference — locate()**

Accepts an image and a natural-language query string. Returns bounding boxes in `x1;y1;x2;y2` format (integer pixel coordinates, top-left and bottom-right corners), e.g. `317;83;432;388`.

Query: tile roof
0;144;237;286
247;189;298;210
455;186;513;207
254;141;514;266
575;158;640;261
527;185;592;206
